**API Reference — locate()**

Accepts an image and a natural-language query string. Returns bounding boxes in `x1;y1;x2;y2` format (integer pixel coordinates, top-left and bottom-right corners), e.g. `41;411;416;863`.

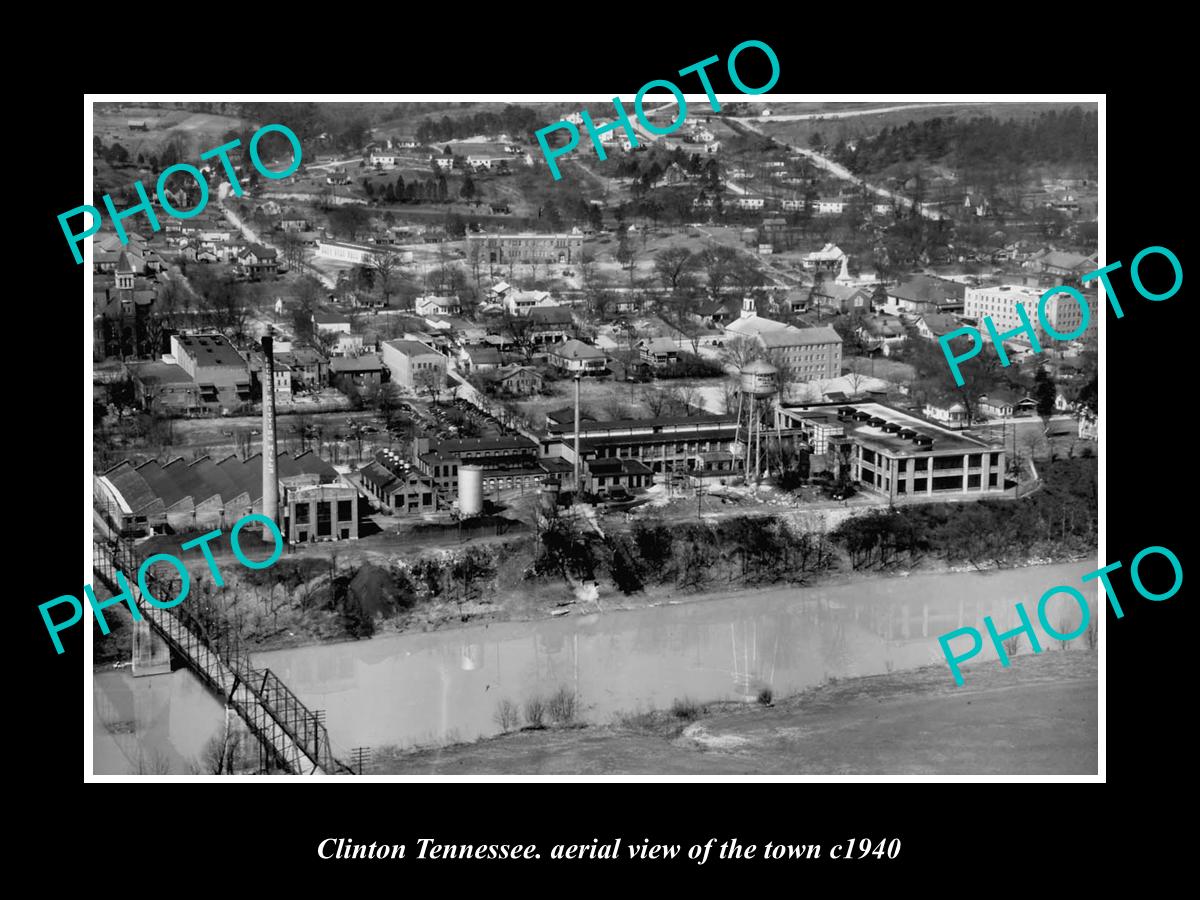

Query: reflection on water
93;669;225;774
93;561;1097;771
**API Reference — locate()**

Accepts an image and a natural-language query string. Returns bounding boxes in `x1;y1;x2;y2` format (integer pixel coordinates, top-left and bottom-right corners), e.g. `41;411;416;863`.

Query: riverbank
371;648;1098;775
264;550;1095;653
90;549;1093;672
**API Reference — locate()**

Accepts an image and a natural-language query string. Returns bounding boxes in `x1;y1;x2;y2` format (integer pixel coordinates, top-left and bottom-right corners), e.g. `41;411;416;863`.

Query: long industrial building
95;450;359;542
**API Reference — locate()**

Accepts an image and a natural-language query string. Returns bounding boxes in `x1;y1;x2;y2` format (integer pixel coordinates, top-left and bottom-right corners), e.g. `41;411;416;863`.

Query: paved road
730;102;975;124
735;120;944;222
216;182;337;290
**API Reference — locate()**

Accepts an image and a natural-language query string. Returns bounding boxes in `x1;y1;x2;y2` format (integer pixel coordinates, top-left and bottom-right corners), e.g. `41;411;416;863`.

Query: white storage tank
739;359;778;397
458;464;484;517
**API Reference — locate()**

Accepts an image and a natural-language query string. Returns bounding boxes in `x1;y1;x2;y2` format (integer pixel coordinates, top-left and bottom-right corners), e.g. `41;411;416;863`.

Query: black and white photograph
80;93;1104;779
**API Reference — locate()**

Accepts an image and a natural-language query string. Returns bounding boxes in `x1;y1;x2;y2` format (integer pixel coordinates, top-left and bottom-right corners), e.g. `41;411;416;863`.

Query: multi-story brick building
467;231;584;265
381;339;446;393
963;284;1088;346
169;333;251;411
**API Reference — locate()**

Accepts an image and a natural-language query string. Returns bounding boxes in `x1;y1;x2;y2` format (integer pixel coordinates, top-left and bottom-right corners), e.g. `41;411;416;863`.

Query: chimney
261;336;279;541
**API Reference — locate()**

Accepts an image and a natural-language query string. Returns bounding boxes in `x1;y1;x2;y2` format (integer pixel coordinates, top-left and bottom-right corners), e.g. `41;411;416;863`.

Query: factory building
95;450;347;536
413;435;545;498
774;402;1007;499
359;449;443;515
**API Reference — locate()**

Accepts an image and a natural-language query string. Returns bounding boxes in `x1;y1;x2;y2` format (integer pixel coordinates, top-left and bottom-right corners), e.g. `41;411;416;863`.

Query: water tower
736;359;778;485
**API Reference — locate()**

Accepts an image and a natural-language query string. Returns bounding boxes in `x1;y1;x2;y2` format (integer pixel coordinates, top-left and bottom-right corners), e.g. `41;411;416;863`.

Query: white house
415;295;462;317
505;289;557;316
369;151;396;166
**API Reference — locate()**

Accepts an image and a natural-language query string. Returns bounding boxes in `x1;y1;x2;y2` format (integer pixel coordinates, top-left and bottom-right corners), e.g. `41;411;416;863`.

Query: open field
373;648;1097;774
94;107;248;157
756;101;1097;151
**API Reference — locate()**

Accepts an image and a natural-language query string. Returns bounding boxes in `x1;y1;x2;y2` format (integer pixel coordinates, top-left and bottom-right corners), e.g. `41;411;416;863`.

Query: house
330;332;364;356
886;274;966;316
257;200;282;217
1077;408;1097;440
812;283;871;314
914;313;962;341
526;306;575;345
856;315;908;356
237;244;278;281
505;289;557;316
488;364;544;396
923;398;970;427
279;213;310;232
369;151;396;166
733;196;765;210
698;297;742;326
639;338;680;369
801;243;847;273
127;361;202;416
381;339;446;393
246;353;293;403
431;155;455;170
326;171;352;185
547;340;607;375
415;295;461;317
979;391;1019;420
276;347;329;388
330;354;384;391
785;289;810;314
1027;249;1097;279
313;311;351;334
459;344;502;373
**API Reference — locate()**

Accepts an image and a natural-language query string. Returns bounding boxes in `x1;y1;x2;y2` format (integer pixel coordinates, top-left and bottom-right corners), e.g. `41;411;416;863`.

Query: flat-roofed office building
776;401;1007;499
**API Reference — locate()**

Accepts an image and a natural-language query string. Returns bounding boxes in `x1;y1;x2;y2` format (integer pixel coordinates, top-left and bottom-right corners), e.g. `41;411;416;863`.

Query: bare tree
639;385;671;418
654;247;696;294
721;335;761;369
371;251;403;306
666;382;700;416
701;245;739;298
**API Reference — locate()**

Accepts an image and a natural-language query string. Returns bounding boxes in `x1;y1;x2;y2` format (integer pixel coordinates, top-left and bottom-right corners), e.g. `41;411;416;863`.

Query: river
92;561;1097;773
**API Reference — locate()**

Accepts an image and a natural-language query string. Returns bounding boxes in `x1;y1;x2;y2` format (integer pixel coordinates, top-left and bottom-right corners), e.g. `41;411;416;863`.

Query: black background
21;28;1189;886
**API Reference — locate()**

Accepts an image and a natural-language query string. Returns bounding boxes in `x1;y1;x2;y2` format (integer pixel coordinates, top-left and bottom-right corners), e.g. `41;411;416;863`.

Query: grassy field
758;101;1096;152
373;648;1097;775
95;107;249;158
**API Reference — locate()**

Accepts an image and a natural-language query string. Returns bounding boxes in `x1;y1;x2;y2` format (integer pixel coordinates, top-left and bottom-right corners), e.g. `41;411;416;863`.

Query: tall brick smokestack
261;335;279;541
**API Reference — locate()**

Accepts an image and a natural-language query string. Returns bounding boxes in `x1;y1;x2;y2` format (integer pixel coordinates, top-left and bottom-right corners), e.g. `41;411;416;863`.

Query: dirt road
375;650;1096;775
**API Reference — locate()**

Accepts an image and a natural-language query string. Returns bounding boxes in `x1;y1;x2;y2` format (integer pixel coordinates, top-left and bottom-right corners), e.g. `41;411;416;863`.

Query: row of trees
532;517;839;595
831;458;1097;571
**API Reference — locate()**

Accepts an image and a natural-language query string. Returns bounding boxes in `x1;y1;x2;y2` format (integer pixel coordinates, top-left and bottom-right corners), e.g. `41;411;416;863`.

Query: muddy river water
93;561;1097;773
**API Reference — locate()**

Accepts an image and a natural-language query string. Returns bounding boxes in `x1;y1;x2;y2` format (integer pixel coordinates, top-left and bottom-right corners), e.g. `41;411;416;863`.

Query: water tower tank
740;359;778;397
459;465;484;517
